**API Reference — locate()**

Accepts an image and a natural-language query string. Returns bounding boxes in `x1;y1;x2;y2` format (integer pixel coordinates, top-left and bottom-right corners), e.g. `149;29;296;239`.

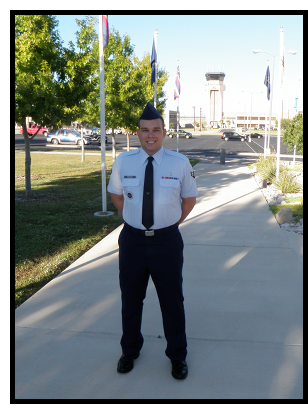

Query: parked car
81;126;93;135
106;128;122;134
245;132;264;139
221;132;246;141
167;129;192;139
95;135;108;144
47;129;92;145
20;124;50;137
91;127;101;138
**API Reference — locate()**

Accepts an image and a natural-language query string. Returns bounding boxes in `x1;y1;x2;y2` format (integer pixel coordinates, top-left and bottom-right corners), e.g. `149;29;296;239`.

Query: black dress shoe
117;353;139;373
171;360;188;380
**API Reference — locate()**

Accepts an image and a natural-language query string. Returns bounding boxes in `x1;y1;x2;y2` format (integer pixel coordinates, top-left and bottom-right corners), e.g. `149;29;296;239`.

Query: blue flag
151;39;156;86
264;65;270;100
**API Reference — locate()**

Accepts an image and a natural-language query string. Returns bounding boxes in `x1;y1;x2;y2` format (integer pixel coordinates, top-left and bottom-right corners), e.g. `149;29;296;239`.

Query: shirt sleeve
107;158;123;195
180;159;198;198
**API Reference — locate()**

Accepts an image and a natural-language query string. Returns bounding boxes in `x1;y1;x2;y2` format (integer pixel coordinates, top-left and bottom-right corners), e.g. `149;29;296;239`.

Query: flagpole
264;104;268;158
276;92;281;180
177;96;179;153
95;15;113;217
264;60;269;158
276;26;284;181
154;29;158;108
176;60;180;152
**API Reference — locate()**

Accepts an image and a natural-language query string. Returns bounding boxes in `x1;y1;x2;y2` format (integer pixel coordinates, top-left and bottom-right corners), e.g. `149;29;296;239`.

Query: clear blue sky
56;13;303;118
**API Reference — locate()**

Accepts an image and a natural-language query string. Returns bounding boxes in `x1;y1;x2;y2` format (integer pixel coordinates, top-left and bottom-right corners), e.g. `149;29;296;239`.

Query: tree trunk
126;132;130;151
112;129;116;161
22;120;32;198
81;128;85;162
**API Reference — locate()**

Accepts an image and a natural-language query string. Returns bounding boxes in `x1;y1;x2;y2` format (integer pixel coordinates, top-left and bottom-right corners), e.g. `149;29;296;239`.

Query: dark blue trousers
118;224;187;361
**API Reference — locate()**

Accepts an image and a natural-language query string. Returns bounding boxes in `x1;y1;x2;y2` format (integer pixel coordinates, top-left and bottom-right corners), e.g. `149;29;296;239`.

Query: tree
15;15;99;196
64;16;99;161
81;28;168;157
282;113;303;155
119;53;167;149
16;14;169;196
280;118;292;130
15;15;67;197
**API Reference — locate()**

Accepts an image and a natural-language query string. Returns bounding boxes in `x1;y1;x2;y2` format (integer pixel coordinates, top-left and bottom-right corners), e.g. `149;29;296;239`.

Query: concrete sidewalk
15;160;303;400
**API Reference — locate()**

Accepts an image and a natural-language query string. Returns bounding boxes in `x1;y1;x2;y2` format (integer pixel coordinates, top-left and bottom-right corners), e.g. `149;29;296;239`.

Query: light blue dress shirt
107;147;198;229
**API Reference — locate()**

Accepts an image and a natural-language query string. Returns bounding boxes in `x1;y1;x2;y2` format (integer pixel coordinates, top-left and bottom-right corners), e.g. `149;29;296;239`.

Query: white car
47;129;92;145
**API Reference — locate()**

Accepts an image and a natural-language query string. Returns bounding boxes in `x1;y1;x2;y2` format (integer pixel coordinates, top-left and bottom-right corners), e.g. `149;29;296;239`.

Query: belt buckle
145;230;155;236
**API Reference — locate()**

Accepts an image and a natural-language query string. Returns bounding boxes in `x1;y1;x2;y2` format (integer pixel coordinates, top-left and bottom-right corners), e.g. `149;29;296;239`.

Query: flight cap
139;102;163;122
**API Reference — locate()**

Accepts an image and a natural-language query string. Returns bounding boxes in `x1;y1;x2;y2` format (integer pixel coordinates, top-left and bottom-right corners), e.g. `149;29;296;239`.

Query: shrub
255;155;284;183
282;113;303;154
273;170;302;193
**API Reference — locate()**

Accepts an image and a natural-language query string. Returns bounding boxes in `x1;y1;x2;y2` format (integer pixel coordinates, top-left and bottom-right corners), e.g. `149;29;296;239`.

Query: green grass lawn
15;152;123;308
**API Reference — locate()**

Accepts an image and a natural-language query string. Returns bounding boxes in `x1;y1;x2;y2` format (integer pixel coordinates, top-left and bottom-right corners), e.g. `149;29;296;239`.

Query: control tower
205;72;226;128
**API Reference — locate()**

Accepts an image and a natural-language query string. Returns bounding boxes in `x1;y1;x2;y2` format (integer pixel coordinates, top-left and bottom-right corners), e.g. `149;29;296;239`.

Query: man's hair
138;117;165;129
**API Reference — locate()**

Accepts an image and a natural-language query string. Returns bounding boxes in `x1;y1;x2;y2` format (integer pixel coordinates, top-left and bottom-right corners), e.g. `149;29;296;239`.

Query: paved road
15;132;295;161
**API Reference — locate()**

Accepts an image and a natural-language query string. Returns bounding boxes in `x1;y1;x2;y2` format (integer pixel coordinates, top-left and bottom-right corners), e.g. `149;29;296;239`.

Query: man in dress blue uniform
107;102;198;379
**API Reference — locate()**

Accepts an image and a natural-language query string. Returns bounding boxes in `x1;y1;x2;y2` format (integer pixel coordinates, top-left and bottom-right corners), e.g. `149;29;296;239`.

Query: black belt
124;222;178;237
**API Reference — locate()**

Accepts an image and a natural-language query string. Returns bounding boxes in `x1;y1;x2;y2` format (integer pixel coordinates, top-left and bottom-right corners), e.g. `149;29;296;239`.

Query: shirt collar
140;146;164;166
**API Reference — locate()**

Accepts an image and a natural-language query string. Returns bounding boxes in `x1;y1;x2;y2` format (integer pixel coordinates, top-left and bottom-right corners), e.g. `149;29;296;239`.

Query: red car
20;124;50;137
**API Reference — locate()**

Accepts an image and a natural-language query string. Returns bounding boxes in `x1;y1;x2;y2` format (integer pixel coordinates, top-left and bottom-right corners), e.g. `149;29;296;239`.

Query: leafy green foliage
15;15;66;126
15;15;169;196
282;113;303;154
79;27;168;132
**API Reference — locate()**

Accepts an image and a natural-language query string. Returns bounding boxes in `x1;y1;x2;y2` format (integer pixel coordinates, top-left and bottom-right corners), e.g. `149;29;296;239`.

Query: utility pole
193;106;195;131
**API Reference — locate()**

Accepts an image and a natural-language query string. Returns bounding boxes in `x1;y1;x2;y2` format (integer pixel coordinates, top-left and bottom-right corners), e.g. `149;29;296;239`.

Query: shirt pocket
158;178;180;204
122;178;140;204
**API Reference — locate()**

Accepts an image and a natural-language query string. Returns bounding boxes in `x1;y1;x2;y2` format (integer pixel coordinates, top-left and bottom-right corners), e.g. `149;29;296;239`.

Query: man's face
137;118;166;156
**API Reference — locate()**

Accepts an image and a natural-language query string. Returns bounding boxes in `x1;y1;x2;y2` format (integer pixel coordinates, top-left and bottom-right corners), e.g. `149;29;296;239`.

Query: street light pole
193;106;195;131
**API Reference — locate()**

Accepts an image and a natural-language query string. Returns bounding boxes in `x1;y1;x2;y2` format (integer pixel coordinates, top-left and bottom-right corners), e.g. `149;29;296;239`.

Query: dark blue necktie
142;156;154;229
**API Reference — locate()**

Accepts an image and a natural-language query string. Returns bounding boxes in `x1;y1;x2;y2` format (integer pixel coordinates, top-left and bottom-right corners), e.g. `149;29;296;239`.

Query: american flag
174;64;180;100
102;15;109;49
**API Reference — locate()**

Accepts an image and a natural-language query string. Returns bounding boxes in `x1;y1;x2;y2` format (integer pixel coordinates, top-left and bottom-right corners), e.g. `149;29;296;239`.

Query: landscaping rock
276;207;293;224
